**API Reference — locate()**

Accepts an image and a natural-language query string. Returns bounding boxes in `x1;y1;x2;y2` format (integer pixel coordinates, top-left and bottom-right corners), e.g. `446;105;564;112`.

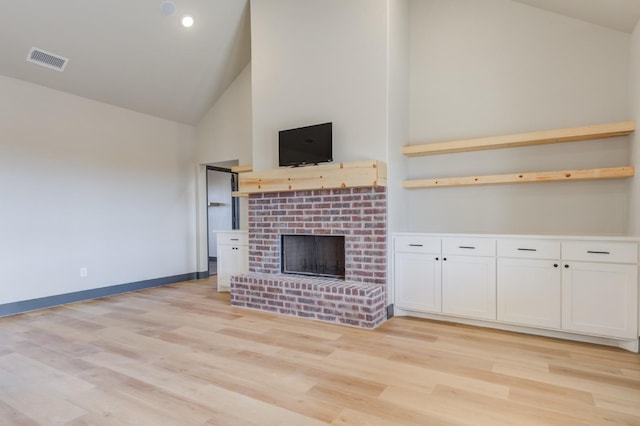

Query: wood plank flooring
1;276;639;425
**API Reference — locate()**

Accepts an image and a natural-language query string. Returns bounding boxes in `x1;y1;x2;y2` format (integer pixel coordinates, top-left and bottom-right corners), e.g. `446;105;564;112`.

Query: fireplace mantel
237;160;386;195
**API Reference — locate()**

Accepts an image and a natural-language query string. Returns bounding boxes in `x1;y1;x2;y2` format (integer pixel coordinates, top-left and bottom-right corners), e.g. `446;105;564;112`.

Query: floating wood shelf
231;164;253;173
238;161;387;194
403;166;634;189
402;121;635;157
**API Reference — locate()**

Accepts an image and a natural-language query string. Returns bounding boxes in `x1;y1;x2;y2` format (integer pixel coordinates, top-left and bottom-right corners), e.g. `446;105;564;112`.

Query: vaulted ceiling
0;0;251;125
512;0;640;33
0;1;638;126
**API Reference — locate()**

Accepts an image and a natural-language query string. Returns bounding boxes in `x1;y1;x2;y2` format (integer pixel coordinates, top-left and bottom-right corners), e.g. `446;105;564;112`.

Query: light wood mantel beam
239;160;386;194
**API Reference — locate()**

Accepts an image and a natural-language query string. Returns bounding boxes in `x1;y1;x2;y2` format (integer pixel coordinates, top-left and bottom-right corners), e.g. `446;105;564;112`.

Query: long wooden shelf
402;121;635;157
402;166;634;189
238;160;386;194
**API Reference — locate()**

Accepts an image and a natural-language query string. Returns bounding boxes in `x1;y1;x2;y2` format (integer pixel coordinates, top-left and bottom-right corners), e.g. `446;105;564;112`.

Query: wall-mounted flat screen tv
278;122;332;167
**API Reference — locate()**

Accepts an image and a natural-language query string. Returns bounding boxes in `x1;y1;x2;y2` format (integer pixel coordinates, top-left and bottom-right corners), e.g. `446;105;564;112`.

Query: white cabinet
394;237;441;313
442;255;496;320
561;241;638;339
392;233;639;350
497;239;562;329
441;238;496;320
216;231;248;292
562;241;637;264
497;238;561;260
497;258;561;329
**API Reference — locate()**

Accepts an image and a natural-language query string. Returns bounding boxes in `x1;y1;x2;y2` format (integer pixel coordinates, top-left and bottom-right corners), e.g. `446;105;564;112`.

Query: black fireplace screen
281;234;345;279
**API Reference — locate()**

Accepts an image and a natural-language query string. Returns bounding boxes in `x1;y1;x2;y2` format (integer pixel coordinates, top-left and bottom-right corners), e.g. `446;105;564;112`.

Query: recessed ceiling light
181;15;194;28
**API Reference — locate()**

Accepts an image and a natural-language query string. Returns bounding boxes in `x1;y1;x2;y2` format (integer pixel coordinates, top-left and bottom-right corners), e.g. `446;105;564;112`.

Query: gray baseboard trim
196;271;210;279
0;272;199;317
386;303;394;319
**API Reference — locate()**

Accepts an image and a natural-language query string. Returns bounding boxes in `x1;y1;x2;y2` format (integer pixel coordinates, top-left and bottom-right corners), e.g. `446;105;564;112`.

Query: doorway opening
206;165;239;276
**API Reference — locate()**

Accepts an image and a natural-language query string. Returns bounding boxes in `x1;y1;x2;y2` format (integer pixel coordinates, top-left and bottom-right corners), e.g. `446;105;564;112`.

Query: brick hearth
230;186;388;328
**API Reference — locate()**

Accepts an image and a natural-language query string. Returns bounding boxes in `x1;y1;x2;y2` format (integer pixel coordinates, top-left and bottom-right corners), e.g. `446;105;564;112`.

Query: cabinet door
216;244;236;292
394;252;441;313
442;255;496;320
497;258;561;329
218;245;249;292
562;262;638;339
236;245;249;275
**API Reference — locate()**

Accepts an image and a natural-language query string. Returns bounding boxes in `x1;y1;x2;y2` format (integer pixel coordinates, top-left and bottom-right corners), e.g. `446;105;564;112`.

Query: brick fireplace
230;186;388;328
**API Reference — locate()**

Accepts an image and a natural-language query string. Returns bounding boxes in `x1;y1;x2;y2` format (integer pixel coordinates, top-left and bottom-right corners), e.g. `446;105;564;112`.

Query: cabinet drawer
394;236;440;253
497;239;560;259
217;231;248;246
442;238;495;257
562;241;637;264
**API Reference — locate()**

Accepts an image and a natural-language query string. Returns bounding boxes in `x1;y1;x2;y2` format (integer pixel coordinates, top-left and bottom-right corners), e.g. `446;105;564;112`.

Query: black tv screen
278;122;332;167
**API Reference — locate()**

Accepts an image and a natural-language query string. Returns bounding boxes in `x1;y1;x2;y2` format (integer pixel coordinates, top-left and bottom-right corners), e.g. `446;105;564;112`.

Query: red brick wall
230;274;387;328
247;187;387;285
231;186;388;328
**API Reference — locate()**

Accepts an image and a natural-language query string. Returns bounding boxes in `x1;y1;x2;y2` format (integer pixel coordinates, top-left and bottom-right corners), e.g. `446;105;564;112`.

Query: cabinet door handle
564;264;569;268
435;257;439;261
230;238;239;241
587;250;610;255
553;264;558;268
517;248;537;251
408;244;423;247
458;246;475;249
443;257;447;261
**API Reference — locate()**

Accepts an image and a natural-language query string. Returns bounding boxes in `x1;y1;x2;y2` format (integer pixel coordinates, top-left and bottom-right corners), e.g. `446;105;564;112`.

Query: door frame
195;162;239;277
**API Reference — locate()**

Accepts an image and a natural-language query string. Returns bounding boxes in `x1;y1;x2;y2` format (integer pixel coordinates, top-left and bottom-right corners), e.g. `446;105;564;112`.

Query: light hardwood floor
1;277;639;425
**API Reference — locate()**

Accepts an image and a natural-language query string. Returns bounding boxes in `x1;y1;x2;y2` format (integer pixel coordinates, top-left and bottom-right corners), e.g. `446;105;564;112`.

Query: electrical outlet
80;267;88;278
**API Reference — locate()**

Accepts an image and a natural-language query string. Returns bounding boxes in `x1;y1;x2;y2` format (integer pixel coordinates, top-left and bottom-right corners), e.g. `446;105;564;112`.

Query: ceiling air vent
26;47;68;72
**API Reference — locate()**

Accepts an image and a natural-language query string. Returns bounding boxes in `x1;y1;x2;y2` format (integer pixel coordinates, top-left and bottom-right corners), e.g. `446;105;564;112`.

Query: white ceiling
512;0;640;34
1;1;638;126
0;0;250;125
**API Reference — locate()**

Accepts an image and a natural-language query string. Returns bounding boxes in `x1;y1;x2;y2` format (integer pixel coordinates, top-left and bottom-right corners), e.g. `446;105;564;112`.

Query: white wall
386;0;410;233
196;64;253;166
195;63;253;272
0;75;197;304
406;0;631;235
629;22;640;236
250;0;390;171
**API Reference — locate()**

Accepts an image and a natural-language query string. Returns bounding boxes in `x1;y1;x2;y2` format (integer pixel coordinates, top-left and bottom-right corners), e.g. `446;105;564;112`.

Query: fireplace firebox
281;234;345;279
